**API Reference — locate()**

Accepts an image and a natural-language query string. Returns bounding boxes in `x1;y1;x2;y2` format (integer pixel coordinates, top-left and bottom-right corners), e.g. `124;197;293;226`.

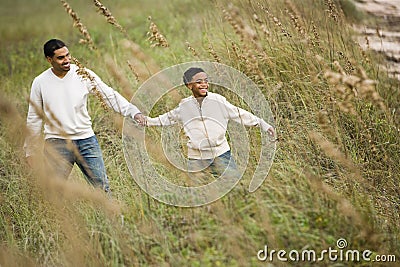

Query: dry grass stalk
357;40;371;64
147;16;169;48
60;0;96;50
93;0;128;37
207;41;221;63
285;8;306;41
309;132;376;196
310;131;356;171
324;61;386;112
324;0;340;23
323;63;356;115
364;36;370;50
316;107;349;156
356;67;387;111
225;38;261;83
323;61;386;156
126;60;140;83
121;39;180;105
284;0;305;36
185;41;199;58
222;5;261;50
257;3;291;38
104;54;133;99
253;13;270;37
230;40;247;62
121;39;161;80
337;51;355;74
307;132;379;245
310;20;321;49
72;56;109;110
229;38;267;83
317;109;336;138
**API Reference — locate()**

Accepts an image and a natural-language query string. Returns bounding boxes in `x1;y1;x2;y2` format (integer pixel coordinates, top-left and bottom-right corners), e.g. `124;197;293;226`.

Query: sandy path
354;0;400;80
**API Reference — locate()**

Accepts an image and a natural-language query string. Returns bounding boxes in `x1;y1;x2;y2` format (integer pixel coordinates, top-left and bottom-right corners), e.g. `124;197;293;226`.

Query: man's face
47;46;71;74
188;72;208;98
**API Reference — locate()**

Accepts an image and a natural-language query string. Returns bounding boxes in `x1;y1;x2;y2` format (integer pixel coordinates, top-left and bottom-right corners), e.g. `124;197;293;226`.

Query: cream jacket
146;92;273;159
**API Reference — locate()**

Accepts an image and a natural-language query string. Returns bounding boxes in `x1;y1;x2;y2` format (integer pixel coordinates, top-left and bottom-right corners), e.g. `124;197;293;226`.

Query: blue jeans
44;135;110;192
187;150;239;185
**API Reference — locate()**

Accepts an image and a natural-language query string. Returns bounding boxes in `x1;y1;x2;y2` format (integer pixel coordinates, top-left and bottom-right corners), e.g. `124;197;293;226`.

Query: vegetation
0;0;398;266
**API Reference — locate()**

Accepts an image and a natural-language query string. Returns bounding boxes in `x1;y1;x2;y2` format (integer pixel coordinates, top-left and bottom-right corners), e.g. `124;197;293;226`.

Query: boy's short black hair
43;39;66;58
183;67;205;85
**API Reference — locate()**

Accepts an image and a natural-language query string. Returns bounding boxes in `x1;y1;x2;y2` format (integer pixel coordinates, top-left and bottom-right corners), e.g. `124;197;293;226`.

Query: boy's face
187;72;209;98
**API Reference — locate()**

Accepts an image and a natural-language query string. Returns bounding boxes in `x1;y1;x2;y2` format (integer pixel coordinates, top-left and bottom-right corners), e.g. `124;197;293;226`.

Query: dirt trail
354;0;400;80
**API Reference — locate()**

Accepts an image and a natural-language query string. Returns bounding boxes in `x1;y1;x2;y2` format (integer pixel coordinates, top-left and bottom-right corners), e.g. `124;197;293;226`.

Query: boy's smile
188;72;209;98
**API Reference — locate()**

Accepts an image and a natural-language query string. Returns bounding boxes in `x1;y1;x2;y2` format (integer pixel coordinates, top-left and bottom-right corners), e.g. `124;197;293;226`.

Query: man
144;67;275;184
24;39;145;193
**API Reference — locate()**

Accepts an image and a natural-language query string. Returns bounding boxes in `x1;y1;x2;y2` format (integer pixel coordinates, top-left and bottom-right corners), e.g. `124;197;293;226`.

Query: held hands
133;113;147;126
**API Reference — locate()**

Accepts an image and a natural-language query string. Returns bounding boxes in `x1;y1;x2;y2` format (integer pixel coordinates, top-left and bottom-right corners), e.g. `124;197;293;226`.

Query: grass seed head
93;0;128;37
147;16;169;48
61;0;96;50
72;56;109;110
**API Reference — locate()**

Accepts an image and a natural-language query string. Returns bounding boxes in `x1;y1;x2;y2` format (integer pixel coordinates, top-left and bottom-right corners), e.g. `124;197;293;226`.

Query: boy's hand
266;126;275;137
258;118;277;141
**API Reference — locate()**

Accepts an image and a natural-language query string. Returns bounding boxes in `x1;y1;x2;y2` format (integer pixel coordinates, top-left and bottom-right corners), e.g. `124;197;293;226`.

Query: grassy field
0;0;399;266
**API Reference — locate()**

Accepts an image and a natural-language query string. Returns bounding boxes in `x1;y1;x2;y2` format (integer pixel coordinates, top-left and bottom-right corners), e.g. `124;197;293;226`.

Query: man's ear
46;56;52;63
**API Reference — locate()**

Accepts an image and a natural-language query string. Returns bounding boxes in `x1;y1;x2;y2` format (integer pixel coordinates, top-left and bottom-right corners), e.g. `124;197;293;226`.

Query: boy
144;67;275;184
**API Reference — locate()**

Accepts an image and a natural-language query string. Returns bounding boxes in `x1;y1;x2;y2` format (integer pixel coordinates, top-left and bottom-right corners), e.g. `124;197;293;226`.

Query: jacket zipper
194;97;215;158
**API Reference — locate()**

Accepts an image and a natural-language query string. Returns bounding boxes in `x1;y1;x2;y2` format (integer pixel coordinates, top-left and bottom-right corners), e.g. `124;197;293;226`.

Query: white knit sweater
146;92;273;160
24;64;140;157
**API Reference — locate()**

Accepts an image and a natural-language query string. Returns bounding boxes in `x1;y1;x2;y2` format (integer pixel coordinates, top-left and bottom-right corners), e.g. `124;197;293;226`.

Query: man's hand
133;113;147;126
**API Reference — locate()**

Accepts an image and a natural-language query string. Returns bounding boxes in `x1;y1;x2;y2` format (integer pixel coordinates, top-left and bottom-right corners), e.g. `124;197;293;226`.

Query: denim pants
187;150;240;185
44;135;110;192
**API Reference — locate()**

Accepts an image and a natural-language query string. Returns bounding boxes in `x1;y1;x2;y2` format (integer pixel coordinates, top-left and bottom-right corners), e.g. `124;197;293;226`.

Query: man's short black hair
43;39;66;58
183;67;205;85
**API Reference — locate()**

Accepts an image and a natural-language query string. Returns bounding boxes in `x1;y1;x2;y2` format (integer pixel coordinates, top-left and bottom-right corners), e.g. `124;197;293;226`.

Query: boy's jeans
187;150;240;186
44;135;110;192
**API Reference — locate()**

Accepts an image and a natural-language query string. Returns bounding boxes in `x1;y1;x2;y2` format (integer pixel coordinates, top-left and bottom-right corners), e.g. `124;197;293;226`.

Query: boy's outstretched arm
143;106;181;127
